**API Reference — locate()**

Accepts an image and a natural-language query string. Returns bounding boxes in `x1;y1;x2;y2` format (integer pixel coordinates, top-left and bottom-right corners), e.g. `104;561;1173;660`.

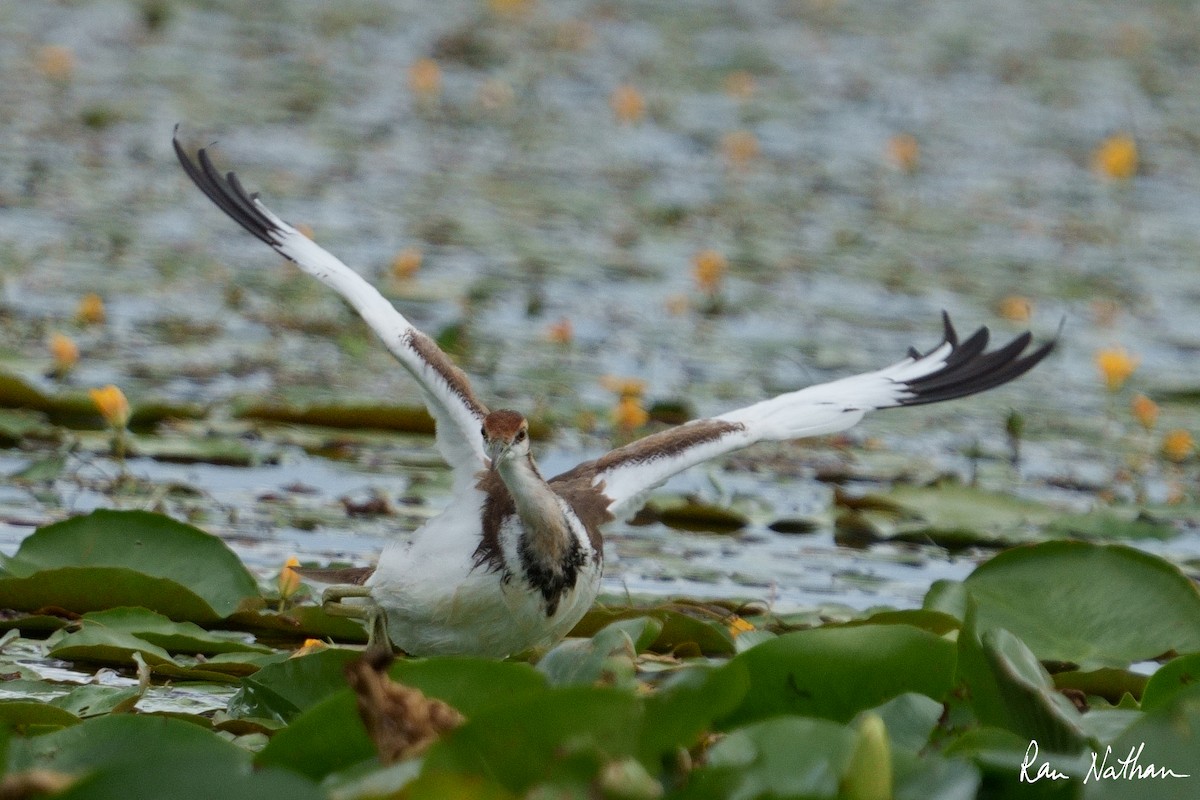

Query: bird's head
482;409;530;469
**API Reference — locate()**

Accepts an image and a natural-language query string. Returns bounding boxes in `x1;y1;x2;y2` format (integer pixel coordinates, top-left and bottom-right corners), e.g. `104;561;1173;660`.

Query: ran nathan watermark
1021;740;1190;784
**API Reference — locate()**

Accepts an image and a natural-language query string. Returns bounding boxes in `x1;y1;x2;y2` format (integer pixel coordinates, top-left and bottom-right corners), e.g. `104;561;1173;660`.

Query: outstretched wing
174;133;489;485
552;314;1054;521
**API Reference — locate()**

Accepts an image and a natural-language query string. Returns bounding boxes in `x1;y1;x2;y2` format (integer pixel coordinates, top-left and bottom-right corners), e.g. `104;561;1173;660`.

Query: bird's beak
486;440;507;470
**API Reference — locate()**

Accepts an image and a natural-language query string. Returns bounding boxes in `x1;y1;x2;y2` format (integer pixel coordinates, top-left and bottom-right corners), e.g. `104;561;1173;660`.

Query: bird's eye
515;429;527;442
480;426;487;439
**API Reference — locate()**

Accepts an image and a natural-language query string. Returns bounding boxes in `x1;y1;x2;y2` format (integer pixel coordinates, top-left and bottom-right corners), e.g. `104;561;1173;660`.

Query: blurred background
1;0;1198;610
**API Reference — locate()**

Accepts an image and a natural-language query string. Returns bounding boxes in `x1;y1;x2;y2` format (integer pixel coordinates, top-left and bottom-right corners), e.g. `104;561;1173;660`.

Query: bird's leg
364;604;396;662
322;584;372;618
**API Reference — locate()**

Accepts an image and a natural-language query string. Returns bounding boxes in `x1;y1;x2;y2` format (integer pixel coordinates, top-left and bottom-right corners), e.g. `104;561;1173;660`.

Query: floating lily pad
846;481;1058;550
74;608;273;655
1141;652;1200;711
423;686;643;794
719;623;957;728
675;716;856;800
229;648;361;723
963;541;1200;668
254;689;375;781
0;510;261;623
641;498;749;533
6;714;325;800
956;608;1086;754
1044;511;1176;541
228;605;370;644
569;602;739;656
537;617;662;688
0;700;81;734
235;401;435;433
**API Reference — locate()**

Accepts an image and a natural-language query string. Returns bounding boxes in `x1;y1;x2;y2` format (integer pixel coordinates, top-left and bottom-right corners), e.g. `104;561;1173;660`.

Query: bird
173;132;1055;658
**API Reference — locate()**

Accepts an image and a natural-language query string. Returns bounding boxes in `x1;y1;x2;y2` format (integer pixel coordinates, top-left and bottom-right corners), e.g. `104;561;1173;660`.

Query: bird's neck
496;454;575;572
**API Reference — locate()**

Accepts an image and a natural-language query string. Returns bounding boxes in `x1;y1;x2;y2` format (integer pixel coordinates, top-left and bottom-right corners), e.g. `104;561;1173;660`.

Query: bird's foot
322;584;372;619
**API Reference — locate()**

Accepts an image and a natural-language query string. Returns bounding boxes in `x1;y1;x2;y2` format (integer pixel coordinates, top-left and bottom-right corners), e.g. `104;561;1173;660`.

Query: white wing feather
567;318;1053;522
174;136;489;486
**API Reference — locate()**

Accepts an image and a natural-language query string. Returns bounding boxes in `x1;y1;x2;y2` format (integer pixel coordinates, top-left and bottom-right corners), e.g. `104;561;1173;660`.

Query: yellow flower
89;385;130;428
610;84;645;125
76;293;106;325
887;133;920;173
613;395;649;433
728;616;755;638
692;249;727;294
1093;133;1137;180
408;58;442;100
996;295;1032;322
600;376;647;399
1094;347;1138;392
723;70;757;100
36;45;75;83
390;247;422;280
1162;430;1194;463
1130;394;1159;431
49;332;79;374
291;638;328;657
546;317;573;344
721;130;759;169
278;556;302;600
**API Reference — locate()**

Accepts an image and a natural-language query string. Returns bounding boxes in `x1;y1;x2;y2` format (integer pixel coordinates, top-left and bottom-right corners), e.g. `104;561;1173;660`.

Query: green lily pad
1141;652;1200;711
229;647;361;722
74;608;274;655
228;605;370;643
642;498;749;533
1053;668;1148;705
537;617;662;688
638;661;749;767
847;481;1057;549
676;716;856;800
963;541;1200;668
50;684;143;718
963;623;1087;754
719;623;957;728
254;689;375;781
235;401;435;433
1084;683;1200;800
0;700;81;734
0;510;260;623
1044;511;1176;541
6;714;324;800
569;602;739;656
423;686;643;794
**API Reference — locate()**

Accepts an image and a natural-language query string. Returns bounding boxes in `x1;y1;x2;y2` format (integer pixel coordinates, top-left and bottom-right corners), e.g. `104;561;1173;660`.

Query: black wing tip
173;127;282;248
899;313;1057;407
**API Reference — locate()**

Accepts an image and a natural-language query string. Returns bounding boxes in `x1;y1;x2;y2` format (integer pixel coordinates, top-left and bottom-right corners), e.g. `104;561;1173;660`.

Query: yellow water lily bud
610;84;645;125
408;58;442;100
278;556;302;599
1130;394;1159;431
613;395;649;433
1093;133;1137;180
77;293;106;325
1162;429;1194;463
692;249;727;294
721;130;760;169
887;133;920;174
89;385;130;429
49;332;79;375
391;247;422;280
1094;347;1138;392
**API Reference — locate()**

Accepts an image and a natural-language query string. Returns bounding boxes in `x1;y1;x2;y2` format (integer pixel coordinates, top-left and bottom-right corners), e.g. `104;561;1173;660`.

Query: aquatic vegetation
1095;347;1138;392
1093;133;1138;180
0;512;1198;796
886;133;920;174
610;84;646;125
